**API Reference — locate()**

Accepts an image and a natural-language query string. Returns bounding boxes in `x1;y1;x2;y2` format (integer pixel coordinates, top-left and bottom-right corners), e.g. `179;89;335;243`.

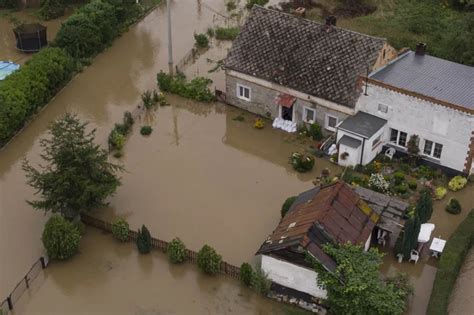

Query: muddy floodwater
1;1;473;314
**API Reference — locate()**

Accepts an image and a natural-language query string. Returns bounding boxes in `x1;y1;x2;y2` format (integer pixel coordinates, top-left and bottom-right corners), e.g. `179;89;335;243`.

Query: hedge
426;209;474;315
0;47;75;145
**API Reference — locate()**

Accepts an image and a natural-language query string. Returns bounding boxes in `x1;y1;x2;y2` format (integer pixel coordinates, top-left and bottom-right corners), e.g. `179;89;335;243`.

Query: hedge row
0;47;76;145
426;209;474;315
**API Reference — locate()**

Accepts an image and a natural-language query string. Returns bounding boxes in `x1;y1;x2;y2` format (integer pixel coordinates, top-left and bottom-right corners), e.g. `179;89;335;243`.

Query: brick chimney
415;43;427;56
325;16;337;26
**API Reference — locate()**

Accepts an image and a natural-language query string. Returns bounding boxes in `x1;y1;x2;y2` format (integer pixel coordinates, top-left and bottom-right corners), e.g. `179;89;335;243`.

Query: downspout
360;138;366;165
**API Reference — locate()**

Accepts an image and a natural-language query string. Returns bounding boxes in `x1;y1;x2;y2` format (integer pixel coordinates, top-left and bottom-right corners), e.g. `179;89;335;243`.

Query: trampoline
13;23;48;53
0;61;20;80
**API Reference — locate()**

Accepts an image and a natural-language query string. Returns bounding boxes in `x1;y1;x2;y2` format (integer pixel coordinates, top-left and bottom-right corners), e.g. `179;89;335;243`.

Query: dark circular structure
13;23;48;53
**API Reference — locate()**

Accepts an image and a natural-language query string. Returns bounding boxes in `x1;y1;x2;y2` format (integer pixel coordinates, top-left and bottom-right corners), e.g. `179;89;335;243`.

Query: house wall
356;84;474;173
337;142;361;167
261;255;327;299
225;70;351;133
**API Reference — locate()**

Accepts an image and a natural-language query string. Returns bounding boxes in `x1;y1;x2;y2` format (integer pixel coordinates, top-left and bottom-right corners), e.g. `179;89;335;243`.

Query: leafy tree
136;225;152;254
42;215;81;260
39;0;66;20
111;218;129;242
415;189;433;223
309;242;410;315
23;113;123;220
197;245;222;275
167;238;187;263
240;262;254;287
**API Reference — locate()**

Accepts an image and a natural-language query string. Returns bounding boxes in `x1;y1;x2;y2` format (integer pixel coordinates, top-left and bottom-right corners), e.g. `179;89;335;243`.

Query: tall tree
23;113;123;220
398;216;421;259
309;243;410;315
416;189;433;224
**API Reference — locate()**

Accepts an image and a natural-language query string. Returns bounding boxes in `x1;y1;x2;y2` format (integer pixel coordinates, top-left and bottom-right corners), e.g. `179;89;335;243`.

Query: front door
281;105;293;121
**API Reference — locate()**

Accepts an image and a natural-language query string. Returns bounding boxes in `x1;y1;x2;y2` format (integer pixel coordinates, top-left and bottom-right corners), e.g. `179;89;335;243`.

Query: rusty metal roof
257;182;379;269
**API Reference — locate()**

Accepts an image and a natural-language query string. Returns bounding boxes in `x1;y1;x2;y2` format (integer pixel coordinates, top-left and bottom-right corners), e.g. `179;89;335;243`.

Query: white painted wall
336;128;385;166
261;255;327;299
356;84;474;173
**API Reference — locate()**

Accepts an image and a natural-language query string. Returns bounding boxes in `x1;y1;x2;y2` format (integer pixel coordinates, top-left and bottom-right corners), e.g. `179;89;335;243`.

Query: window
303;107;316;123
389;128;408;147
378;104;388;114
423;139;443;159
325;114;338;131
372;135;382;150
236;84;250;101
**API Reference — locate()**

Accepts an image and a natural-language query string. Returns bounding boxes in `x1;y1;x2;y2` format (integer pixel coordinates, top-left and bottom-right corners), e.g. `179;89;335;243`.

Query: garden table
429;237;446;258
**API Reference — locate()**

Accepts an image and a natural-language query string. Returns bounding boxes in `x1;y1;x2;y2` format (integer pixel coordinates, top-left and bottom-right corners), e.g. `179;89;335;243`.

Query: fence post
7;296;13;310
24;275;29;289
40;256;46;269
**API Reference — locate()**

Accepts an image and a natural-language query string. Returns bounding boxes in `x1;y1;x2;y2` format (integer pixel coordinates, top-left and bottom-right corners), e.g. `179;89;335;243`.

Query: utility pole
167;0;173;75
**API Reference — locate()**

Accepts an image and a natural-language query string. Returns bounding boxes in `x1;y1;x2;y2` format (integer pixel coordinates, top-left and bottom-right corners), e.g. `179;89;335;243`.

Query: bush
393;171;405;185
281;196;297;217
309;123;323;141
0;47;75;146
252;267;271;295
254;118;265;129
140;126;153;136
108;129;125;151
446;198;462;214
136;225;152;254
395;184;408;194
240;263;254;287
157;71;215;102
246;0;269;9
141;90;158;109
42;215;81;260
0;0;18;8
416;189;433;224
39;0;66;20
289;152;315;172
167;238;186;264
368;173;389;193
427;210;474;315
194;33;209;48
448;176;468;191
407;179;418;190
197;245;222;275
111;218;129;242
226;0;237;11
214;27;240;40
434;186;447;200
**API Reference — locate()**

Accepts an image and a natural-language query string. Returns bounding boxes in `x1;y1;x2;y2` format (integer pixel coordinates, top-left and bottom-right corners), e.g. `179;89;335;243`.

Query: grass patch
214;26;240;40
426;209;474;315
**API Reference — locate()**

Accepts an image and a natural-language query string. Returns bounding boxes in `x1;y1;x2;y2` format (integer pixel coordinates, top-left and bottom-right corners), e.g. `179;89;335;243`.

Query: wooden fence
81;215;241;279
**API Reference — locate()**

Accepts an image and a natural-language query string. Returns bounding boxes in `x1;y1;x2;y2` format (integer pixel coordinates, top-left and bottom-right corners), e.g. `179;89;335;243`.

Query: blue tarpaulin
0;61;20;80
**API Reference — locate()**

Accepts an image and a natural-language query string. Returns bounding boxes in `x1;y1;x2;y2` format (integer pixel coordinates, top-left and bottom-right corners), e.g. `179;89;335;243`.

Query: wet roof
370;51;474;110
257;182;379;270
339;135;362;148
225;6;385;108
338;111;387;138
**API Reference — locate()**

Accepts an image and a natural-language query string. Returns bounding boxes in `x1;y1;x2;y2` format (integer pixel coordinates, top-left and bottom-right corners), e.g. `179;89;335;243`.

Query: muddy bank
13;227;306;315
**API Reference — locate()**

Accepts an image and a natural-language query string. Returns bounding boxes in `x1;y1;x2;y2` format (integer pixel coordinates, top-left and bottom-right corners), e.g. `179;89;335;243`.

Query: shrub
240;262;254;287
416;189;433;224
39;0;66;20
197;245;222;275
395;184;408;194
0;0;18;8
167;238;186;264
407;179;418;190
281;196;297;217
309;123;323;141
246;0;269;9
214;27;240;40
290;152;315;172
108;129;125;151
393;171;405;185
111;218;129;242
368;173;389;193
42;215;81;260
157;72;215;102
446;198;462;214
448;176;468;191
226;0;237;11
0;47;75;146
254;118;265;129
434;186;447;200
252;267;271;295
427;210;474;315
415;165;436;180
194;33;209;48
141;90;153;109
136;225;152;254
140;126;153;136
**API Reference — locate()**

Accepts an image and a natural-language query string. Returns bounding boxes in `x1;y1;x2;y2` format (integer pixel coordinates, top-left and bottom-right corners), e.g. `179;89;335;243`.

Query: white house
256;182;380;299
339;46;474;174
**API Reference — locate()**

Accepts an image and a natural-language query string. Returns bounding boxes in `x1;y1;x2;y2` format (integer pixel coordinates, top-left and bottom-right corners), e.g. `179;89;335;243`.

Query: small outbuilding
13;23;48;52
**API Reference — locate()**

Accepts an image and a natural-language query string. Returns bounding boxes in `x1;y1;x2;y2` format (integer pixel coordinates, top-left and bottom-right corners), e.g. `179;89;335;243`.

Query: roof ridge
252;5;386;42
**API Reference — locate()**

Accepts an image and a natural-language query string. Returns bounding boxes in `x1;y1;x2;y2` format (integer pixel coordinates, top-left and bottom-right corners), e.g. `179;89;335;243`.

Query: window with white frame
389;128;408;147
325;114;338;131
303;107;316;123
378;104;389;114
423;139;443;159
236;84;251;101
372;134;382;150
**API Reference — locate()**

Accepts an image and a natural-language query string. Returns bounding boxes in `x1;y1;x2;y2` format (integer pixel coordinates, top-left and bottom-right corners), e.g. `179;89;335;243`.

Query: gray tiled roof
338;111;387;138
225;6;385;108
339;135;362;148
370;51;474;110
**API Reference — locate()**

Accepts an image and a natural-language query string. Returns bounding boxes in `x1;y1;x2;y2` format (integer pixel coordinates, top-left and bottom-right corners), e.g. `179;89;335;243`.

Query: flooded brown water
1;1;473;314
449;248;474;315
